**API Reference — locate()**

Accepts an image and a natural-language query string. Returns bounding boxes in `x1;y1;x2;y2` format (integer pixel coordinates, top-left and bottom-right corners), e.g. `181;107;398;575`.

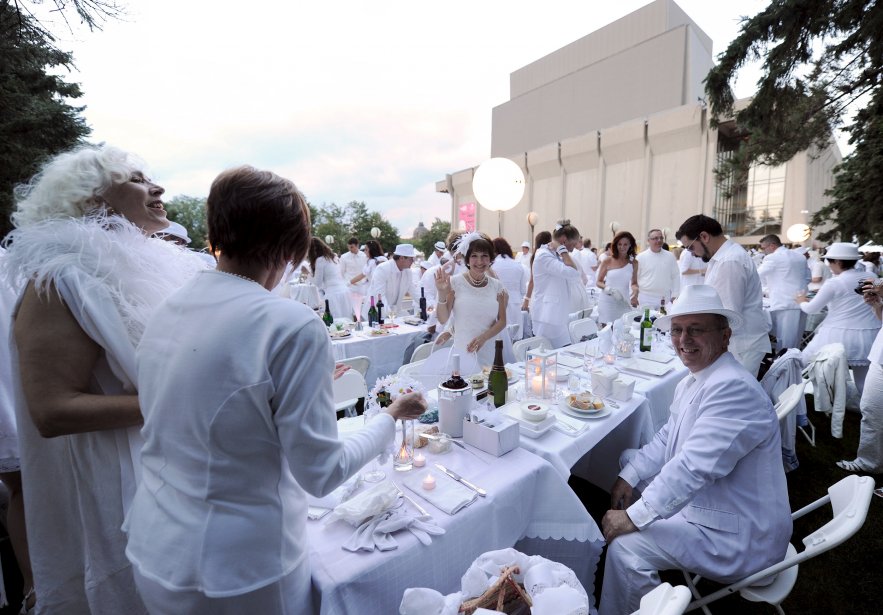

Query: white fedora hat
393;243;416;258
434;241;446;251
824;242;862;260
158;221;191;244
654;284;743;331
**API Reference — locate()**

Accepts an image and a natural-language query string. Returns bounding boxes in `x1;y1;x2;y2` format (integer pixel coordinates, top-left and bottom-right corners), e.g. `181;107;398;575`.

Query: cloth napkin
342;508;445;552
552;411;589;436
325;480;399;526
401;470;477;515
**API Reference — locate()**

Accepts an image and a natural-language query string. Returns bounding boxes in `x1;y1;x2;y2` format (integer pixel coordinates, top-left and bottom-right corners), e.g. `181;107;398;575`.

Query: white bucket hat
393;243;416;258
654;284;743;331
824;242;862;260
434;241;446;251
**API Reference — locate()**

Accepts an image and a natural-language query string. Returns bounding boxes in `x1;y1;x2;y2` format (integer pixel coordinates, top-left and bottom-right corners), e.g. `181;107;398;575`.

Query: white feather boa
1;215;208;346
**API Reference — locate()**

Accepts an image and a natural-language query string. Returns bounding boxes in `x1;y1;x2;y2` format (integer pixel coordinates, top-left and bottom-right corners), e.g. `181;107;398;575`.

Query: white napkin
308;473;363;510
401;471;477;515
342;508;445;552
552;411;589;436
325;480;399;526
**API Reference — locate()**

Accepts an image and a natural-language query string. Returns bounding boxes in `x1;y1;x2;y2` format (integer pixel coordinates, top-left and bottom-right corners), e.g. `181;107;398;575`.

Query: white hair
12;144;146;228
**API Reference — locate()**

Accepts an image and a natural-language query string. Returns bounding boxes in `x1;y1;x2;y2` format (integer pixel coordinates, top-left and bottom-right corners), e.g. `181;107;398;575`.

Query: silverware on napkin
435;464;487;497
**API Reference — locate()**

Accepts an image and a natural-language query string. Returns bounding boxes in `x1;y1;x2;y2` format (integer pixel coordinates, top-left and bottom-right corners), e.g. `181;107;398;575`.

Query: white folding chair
506;322;522;343
568;317;599;344
630;583;692;615
512;336;551;361
774;381;809;422
682;474;875;614
409;336;453;364
337;355;370;378
397;359;426;378
332;369;368;416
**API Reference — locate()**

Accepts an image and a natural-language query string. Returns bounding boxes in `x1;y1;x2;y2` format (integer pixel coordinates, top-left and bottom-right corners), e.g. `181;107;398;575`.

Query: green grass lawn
574;402;882;614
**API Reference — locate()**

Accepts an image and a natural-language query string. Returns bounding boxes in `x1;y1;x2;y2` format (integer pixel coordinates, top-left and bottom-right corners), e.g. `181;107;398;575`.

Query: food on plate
567;392;604;412
330;329;351;338
380;323;399;329
369;328;389;336
415;425;439;448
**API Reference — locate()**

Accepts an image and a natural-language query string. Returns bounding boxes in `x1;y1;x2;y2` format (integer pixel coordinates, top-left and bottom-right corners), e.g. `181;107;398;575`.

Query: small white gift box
462;417;519;457
591;367;618;397
611;376;635;401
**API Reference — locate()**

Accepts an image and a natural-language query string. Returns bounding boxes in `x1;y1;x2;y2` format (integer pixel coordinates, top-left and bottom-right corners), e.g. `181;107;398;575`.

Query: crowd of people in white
0;144;880;614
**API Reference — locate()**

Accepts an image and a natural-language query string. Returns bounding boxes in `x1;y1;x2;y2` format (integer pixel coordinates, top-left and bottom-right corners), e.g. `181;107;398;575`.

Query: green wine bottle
322;299;334;326
488;339;508;407
367;296;378;327
640;307;653;352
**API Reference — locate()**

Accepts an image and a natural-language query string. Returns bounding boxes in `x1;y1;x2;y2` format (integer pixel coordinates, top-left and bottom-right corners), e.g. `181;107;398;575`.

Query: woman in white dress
797;243;880;392
435;233;509;367
308;237;352;320
491;237;527;338
596;231;639;325
126;166;426;613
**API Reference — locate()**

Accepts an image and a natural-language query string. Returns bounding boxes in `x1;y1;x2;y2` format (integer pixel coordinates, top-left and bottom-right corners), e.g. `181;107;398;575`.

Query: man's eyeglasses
670;325;726;338
682;237;698;252
648;236;664;242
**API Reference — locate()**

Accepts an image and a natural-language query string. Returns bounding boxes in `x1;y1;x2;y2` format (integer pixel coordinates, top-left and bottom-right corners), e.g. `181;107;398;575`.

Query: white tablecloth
307;446;603;615
331;322;429;387
289;283;322;309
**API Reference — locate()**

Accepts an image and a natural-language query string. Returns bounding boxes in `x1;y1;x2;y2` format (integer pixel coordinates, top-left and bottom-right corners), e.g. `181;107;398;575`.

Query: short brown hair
207;166;310;268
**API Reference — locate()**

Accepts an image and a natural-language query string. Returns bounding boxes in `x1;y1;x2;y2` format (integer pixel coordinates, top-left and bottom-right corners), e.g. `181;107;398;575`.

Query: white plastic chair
410;336;453;364
337;355;370;378
512;336;550;362
397;359;426;378
332;369;368;416
630;583;692;615
682;474;875;614
774;381;809;422
568;317;599;344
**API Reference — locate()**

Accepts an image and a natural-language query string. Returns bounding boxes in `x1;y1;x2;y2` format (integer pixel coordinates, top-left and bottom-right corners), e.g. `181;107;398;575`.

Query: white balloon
472;158;525;212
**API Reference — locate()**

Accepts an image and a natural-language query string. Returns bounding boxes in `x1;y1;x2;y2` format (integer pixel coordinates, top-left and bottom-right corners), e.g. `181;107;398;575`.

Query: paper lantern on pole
786;223;810;243
370;227;381;239
324;235;334;245
472;158;525;213
610;221;621;235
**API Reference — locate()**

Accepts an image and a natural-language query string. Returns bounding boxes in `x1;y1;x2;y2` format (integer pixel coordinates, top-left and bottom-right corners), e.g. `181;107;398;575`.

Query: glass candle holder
393;419;415;471
524;348;557;399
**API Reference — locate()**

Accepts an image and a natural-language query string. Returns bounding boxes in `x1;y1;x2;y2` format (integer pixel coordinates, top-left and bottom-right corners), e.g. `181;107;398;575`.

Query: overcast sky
44;0;790;235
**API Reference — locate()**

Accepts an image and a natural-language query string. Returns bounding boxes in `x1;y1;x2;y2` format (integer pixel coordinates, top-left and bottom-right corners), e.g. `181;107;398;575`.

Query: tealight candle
422;473;436;490
413;452;426;467
603;353;616;365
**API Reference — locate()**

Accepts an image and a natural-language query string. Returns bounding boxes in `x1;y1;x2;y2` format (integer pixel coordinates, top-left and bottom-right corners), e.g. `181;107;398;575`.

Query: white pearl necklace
465;272;488;288
217;270;260;285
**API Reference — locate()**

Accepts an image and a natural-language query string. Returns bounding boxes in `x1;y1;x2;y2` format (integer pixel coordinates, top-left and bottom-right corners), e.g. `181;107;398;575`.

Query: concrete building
436;0;840;248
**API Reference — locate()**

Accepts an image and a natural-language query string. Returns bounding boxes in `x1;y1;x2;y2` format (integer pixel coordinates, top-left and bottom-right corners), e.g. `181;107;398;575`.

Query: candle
603;353;616;365
413;452;426;467
422;473;436;490
530;375;544;396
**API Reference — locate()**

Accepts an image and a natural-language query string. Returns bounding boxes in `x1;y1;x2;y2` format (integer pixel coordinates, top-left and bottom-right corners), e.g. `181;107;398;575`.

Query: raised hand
434;267;452;296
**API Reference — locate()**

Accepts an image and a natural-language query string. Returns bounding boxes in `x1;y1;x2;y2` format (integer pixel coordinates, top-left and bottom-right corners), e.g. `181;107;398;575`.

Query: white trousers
133;559;313;615
729;332;771;378
855;362;883;471
770;309;806;351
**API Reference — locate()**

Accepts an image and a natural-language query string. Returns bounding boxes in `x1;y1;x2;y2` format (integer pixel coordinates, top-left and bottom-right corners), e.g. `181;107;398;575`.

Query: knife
435;464;487;497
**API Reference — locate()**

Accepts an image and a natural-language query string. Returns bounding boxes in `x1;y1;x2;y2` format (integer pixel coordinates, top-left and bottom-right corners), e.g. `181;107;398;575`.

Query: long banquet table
330;321;429;387
307;446;603;615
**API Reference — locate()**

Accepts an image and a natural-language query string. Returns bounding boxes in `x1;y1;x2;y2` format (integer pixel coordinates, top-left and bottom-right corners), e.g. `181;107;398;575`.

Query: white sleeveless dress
598;261;633;324
450;274;514;367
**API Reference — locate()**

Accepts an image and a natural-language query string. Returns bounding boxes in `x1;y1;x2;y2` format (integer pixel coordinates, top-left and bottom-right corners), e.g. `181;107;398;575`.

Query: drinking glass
361;414;387;483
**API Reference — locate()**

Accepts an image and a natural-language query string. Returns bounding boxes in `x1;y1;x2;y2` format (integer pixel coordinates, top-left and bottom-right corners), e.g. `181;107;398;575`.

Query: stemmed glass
361;413;387;483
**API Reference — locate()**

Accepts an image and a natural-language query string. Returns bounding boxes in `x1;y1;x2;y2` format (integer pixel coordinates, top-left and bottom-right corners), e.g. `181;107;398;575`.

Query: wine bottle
488;339;508;407
659;298;667;316
367;296;378;327
640;307;653;352
419;287;428;321
442;354;469;390
322;299;333;326
376;294;385;325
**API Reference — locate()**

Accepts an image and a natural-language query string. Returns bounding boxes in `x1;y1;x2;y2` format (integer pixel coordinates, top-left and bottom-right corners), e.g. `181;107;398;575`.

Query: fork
394;484;432;519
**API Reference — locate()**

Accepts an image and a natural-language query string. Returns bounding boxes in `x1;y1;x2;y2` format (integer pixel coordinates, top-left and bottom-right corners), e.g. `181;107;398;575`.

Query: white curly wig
11;144;147;228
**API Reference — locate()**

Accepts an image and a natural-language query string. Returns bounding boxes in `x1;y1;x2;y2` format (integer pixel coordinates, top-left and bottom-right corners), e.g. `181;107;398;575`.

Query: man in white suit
366;244;418;318
598;284;791;615
758;234;809;351
531;224;582;347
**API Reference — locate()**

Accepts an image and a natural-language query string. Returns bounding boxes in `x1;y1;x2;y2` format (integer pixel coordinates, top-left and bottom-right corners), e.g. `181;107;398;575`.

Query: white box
462;417;519;457
611;376;635;401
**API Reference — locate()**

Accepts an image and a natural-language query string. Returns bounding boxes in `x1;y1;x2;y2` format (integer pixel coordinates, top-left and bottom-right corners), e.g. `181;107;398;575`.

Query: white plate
621;358;674;376
502;404;556;438
329;331;352;339
636;351;675;364
556;355;584;369
557;399;611;420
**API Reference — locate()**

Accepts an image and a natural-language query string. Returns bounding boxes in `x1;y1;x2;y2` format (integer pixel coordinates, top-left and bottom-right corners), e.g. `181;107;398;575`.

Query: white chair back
337;355;370;377
332;370;368;414
410;337;453;364
512;336;551;362
774;381;808;421
568;318;599;344
397;360;427;378
629;583;691;615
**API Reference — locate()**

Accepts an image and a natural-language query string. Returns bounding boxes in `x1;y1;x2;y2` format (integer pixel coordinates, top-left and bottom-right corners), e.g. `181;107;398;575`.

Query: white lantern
324;234;334;244
786;223;811;243
524;347;557;400
472;158;525;213
370;227;381;239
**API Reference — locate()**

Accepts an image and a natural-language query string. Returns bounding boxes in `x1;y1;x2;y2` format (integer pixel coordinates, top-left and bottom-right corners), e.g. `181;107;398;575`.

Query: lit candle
603;353;616;365
422;473;436;490
530;375;544;396
413;452;426;467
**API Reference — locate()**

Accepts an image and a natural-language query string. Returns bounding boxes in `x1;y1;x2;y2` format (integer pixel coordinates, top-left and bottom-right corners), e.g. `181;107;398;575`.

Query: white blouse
126;271;394;597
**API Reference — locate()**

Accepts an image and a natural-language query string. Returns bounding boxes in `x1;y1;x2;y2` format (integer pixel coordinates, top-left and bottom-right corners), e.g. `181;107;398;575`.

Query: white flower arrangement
365;374;426;418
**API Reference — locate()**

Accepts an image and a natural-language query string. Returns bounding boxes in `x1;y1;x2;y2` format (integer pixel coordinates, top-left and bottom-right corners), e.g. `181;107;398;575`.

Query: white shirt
678;248;707;288
635;248;680;303
757;246;809;310
127;271;394;596
312;256;347;292
531;245;581;326
368;258;418;312
580;249;599;287
808;257;832;292
339;250;367;289
704;239;770;342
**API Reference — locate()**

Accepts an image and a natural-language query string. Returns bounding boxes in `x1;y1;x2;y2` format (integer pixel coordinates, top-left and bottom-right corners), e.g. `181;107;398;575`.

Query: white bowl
520;401;550;422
